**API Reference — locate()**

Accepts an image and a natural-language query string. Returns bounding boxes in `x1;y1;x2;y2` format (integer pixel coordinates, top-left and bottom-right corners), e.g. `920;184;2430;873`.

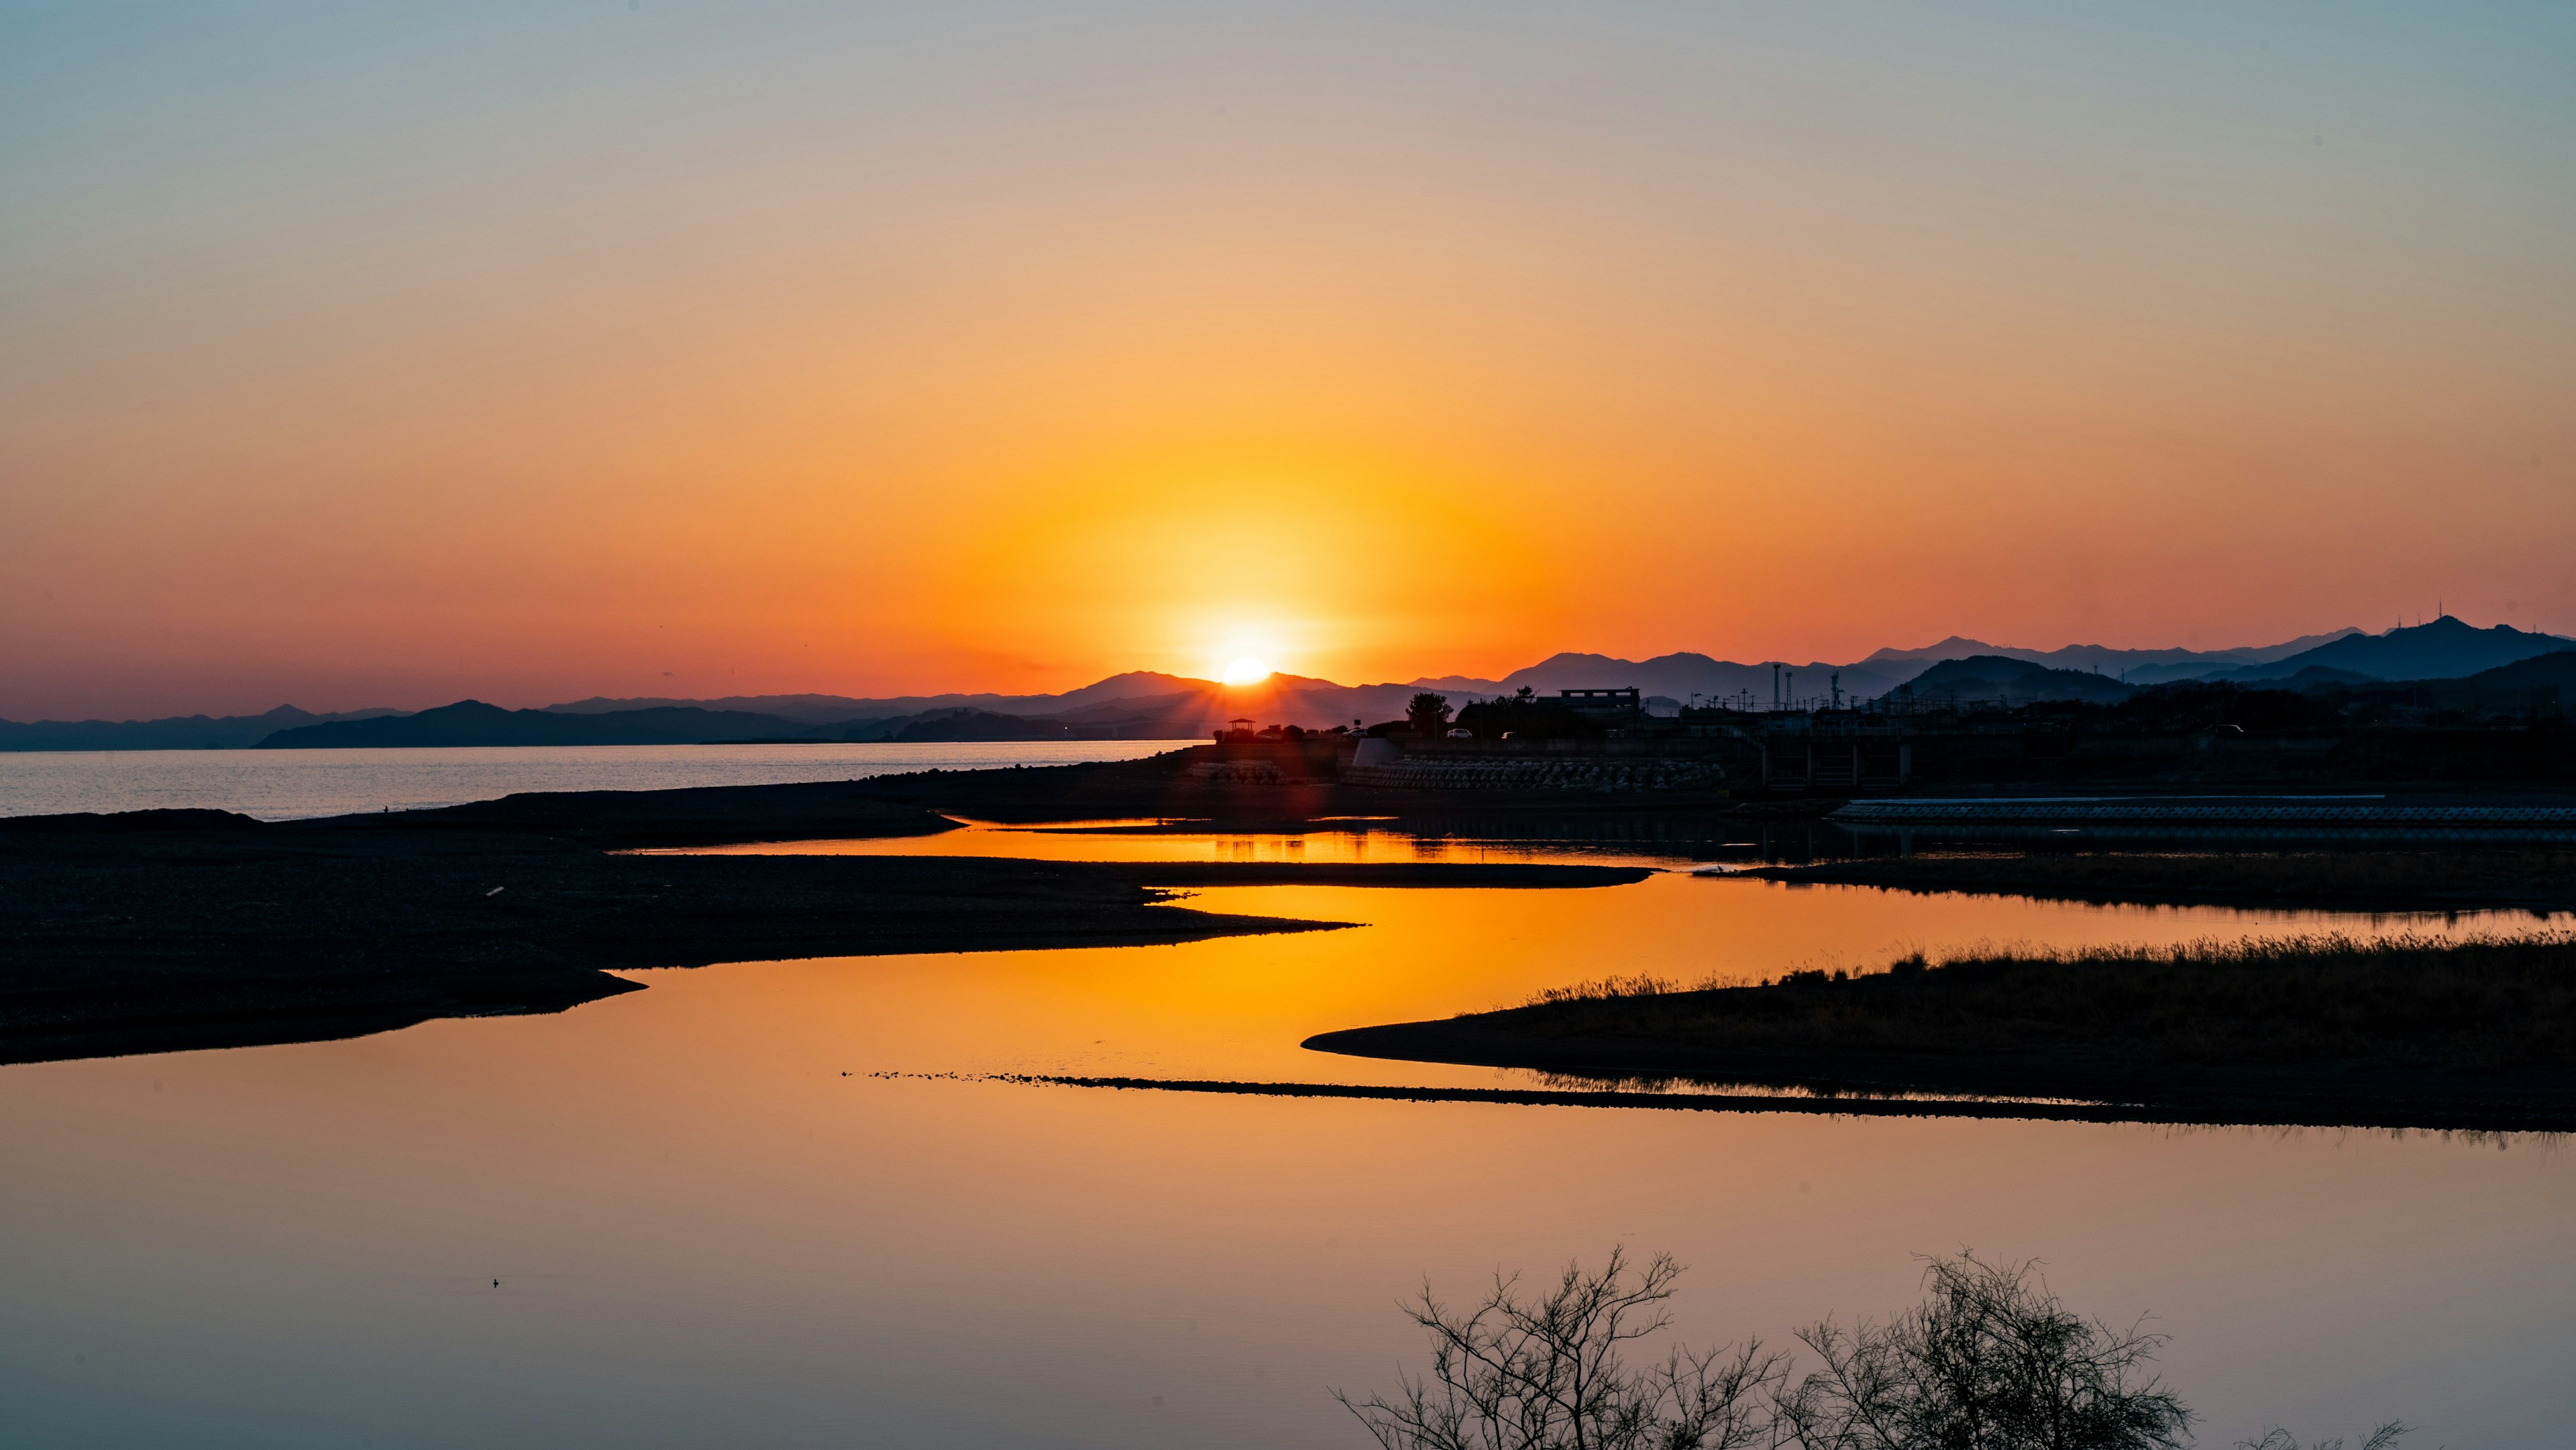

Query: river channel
3;823;2567;1447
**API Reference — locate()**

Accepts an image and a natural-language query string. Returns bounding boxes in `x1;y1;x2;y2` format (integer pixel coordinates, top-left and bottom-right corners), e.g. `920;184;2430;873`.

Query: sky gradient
5;3;2573;718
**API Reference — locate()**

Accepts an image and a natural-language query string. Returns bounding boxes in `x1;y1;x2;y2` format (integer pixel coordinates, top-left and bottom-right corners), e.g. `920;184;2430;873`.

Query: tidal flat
11;748;2576;1092
1729;847;2576;915
1309;933;2576;1131
6;858;2568;1446
0;752;1664;1064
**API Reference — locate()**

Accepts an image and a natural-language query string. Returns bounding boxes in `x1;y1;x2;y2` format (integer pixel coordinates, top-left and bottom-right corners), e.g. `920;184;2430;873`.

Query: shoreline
1722;849;2576;916
14;745;2576;1083
955;1072;2576;1134
1303;933;2576;1133
0;756;1660;1066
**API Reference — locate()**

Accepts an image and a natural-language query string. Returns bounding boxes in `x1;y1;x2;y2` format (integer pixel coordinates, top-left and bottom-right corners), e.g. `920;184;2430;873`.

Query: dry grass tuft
1507;932;2576;1072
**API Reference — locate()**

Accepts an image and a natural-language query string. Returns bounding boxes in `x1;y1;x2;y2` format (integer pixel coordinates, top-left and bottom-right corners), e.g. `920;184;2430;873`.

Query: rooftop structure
1553;687;1642;715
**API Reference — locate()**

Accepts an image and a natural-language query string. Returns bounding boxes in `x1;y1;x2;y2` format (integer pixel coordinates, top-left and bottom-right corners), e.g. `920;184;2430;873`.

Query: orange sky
4;5;2571;717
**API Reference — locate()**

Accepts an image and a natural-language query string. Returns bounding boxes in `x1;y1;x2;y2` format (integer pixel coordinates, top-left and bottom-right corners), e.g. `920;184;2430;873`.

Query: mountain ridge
2195;617;2574;684
0;705;405;753
13;619;2569;749
255;701;860;749
1893;656;2135;706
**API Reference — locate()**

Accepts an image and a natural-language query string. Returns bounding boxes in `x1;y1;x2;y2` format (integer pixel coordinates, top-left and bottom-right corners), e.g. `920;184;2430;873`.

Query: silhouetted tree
2233;1427;2409;1450
1776;1252;2190;1450
1336;1246;1783;1450
1455;694;1594;741
1407;692;1455;735
1343;1251;2393;1450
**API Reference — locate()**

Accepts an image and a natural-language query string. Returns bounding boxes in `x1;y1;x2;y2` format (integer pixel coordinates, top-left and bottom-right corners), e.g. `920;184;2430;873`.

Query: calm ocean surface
1;819;2567;1448
0;741;1199;821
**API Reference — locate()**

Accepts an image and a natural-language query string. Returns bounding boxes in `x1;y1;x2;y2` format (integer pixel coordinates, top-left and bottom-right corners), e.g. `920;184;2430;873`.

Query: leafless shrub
1776;1252;2191;1450
1341;1251;2380;1450
2233;1425;2410;1450
1335;1246;1784;1450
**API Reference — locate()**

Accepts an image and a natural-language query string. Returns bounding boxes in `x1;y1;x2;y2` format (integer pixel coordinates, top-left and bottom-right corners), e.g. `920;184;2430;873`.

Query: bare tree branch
1335;1249;1784;1450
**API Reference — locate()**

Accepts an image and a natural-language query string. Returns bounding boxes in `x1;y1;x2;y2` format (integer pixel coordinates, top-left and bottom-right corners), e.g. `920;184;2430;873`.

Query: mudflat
1307;934;2576;1131
0;753;1655;1066
1725;849;2576;915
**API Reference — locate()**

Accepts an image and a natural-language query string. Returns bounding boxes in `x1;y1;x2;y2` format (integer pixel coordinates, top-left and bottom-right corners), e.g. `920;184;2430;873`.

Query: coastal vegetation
1518;932;2576;1072
1728;848;2576;915
1407;693;1457;735
1340;1248;2399;1450
1307;933;2576;1129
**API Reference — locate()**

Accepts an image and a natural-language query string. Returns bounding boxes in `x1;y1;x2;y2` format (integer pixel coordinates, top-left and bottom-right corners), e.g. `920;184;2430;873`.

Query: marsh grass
1745;848;2576;911
1504;932;2576;1072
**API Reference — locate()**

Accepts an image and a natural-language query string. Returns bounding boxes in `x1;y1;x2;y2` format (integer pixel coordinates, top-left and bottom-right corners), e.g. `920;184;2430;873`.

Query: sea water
0;740;1200;821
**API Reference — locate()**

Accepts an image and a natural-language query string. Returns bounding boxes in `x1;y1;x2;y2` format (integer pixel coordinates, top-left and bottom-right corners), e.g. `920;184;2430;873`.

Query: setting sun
1221;656;1272;686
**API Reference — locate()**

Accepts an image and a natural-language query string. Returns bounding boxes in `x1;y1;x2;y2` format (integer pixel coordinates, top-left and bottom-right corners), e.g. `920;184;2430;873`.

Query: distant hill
0;705;405;752
543;691;961;724
543;671;1209;725
1447;652;1909;709
232;679;1443;748
25;621;2570;751
1862;628;2363;685
1402;673;1512;696
2443;648;2576;694
527;628;2505;731
1892;656;2135;705
256;701;851;748
892;709;1089;742
1041;674;1432;735
2271;665;2379;689
2204;617;2576;684
2307;648;2576;709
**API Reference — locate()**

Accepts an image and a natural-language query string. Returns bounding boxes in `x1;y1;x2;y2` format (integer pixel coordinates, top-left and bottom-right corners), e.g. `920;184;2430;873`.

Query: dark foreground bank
1307;934;2576;1131
0;758;1654;1064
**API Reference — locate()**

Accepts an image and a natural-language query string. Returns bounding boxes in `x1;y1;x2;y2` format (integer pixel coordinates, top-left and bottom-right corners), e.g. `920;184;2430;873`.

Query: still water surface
3;833;2569;1447
0;741;1199;820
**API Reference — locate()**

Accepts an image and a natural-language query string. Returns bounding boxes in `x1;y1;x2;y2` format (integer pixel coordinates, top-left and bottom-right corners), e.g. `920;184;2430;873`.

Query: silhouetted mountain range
255;701;855;749
542;670;1201;725
1407;652;1913;707
0;705;403;752
1859;628;2365;685
11;619;2571;749
2306;648;2576;710
2193;617;2574;684
1893;656;2136;706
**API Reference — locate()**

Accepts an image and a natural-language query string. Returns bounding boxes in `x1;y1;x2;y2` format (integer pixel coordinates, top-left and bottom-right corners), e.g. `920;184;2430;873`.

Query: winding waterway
3;824;2568;1446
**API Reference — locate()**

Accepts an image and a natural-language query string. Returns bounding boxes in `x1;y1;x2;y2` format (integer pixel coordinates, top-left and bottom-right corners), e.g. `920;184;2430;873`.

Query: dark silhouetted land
1307;934;2576;1131
1724;849;2576;915
255;698;861;747
0;758;1651;1065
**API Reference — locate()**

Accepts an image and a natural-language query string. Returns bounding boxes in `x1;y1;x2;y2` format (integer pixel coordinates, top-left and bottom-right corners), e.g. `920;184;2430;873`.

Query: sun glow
1221;656;1273;686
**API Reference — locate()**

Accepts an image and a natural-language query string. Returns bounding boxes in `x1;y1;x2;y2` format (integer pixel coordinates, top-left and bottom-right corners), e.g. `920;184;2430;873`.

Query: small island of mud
0;750;1654;1066
1307;933;2576;1131
1720;848;2576;916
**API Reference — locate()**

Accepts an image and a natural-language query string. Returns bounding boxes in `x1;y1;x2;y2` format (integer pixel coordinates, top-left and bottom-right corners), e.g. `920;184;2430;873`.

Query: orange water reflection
652;872;2563;1090
0;860;2567;1447
657;817;1693;868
